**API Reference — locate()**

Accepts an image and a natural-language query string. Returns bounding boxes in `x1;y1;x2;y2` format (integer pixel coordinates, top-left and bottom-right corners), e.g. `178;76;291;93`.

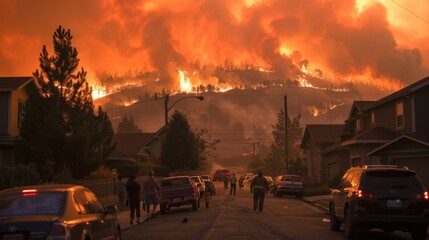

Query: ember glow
1;0;429;95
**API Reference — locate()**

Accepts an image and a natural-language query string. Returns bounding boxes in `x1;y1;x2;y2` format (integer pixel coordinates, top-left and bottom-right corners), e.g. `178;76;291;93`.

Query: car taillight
357;190;373;199
47;222;71;240
22;189;37;196
418;191;429;200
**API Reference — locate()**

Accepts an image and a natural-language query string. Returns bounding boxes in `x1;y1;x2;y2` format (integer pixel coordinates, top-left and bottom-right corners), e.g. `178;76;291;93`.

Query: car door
335;170;354;219
82;189;116;240
74;189;112;240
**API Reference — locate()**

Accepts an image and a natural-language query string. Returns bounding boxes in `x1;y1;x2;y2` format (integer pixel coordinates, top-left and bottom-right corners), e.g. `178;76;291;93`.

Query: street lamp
164;94;204;126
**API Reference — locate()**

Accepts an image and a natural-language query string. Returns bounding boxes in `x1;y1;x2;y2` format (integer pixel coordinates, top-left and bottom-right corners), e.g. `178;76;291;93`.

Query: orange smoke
0;0;428;92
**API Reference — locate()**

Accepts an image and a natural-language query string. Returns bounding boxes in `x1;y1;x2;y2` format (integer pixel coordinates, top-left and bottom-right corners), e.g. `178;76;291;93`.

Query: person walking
223;174;229;190
142;170;160;217
250;170;269;212
229;173;237;195
238;175;244;191
126;175;142;225
114;174;127;211
204;181;212;208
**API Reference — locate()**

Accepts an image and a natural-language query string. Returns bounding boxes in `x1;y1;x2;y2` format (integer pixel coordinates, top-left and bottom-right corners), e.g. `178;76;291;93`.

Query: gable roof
113;133;156;156
341;127;400;146
367;134;429;156
346;101;375;120
300;124;344;148
0;77;33;91
364;76;429;110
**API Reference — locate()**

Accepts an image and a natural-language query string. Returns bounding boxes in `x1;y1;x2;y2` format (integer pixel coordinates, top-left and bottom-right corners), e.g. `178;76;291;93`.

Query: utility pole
284;95;288;171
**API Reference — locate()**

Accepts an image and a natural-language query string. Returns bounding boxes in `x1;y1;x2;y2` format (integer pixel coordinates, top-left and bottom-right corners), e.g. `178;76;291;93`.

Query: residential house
320;76;429;187
107;127;165;165
0;77;37;167
300;124;344;185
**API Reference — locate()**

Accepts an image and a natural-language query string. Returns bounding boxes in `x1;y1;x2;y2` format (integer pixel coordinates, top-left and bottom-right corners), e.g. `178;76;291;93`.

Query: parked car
273;175;303;198
0;184;121;240
213;169;230;181
200;175;216;195
329;165;429;240
159;176;200;214
190;175;206;206
264;176;274;193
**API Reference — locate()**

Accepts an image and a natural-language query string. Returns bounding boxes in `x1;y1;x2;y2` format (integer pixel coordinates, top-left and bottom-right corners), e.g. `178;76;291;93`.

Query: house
107;127;166;165
320;76;429;187
0;77;37;167
300;124;344;185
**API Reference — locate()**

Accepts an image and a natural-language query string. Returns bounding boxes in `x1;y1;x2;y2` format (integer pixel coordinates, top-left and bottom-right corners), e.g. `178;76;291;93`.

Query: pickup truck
159;176;200;214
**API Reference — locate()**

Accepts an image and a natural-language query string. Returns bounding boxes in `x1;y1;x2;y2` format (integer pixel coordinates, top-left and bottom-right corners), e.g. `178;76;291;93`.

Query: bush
0;163;40;189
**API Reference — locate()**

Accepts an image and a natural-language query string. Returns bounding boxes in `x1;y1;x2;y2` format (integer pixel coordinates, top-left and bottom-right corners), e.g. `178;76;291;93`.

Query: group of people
114;171;160;225
223;171;270;212
115;169;270;224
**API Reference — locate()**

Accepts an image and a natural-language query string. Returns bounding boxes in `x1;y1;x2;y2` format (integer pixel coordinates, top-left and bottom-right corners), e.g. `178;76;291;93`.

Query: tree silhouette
16;26;115;180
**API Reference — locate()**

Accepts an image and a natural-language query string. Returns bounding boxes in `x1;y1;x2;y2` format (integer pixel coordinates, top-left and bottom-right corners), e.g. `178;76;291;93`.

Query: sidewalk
303;194;330;212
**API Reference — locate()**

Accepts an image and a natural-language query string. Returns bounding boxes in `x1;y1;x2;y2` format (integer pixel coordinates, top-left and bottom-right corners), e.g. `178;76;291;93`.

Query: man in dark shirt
126;175;142;224
250;170;269;212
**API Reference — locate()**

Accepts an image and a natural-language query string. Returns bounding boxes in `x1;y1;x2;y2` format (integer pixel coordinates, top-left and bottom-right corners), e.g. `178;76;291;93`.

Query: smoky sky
1;0;429;89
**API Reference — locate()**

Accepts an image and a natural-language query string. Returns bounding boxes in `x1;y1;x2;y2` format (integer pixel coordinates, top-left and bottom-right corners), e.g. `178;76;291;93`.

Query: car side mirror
106;205;117;215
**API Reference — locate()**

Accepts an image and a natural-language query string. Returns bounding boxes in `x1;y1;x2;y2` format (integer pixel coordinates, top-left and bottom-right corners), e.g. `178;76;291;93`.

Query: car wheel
192;200;198;211
411;224;427;240
344;207;358;239
329;204;341;231
160;203;167;215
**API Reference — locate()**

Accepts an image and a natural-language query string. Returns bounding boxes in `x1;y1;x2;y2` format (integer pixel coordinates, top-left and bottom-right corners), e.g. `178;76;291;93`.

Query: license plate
387;199;402;208
3;234;23;240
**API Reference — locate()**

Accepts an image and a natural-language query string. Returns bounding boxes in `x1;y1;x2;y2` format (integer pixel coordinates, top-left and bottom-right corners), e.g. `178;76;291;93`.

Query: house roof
300;124;344;148
346;101;375;120
367;134;429;156
0;77;33;91
113;133;156;156
364;76;429;110
341;127;400;146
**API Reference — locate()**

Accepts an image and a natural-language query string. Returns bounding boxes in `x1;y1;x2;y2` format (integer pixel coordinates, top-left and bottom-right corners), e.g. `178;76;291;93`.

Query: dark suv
329;165;429;239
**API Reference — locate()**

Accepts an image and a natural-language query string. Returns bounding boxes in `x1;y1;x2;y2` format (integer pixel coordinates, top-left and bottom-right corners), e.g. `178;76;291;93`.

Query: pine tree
117;116;142;133
16;26;115;180
160;111;217;172
264;109;305;176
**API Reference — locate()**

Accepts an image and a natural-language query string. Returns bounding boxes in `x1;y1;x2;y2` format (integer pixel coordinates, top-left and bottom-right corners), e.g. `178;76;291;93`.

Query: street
121;181;416;240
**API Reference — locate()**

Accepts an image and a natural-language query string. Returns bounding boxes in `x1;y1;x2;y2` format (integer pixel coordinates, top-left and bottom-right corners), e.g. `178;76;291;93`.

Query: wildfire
310;99;345;117
178;70;193;93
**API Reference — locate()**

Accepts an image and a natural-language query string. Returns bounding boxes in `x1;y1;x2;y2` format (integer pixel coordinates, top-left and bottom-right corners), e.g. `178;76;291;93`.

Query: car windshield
161;177;190;187
362;171;421;189
281;176;302;182
0;192;65;216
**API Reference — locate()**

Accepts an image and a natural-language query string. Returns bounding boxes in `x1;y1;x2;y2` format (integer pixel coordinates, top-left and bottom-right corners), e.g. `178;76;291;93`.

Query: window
17;100;25;129
396;102;404;129
356;118;362;132
370;111;375;128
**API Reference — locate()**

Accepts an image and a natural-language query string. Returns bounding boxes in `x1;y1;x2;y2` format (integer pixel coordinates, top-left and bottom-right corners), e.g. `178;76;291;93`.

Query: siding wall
0;92;10;135
9;91;19;137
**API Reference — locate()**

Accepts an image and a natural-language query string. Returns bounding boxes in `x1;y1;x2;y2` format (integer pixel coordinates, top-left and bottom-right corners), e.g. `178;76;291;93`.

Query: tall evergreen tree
16;26;115;180
264;109;304;177
160;111;217;172
117;116;142;133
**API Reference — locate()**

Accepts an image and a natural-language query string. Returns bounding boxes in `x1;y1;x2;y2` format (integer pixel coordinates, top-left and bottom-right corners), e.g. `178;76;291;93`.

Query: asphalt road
120;181;417;240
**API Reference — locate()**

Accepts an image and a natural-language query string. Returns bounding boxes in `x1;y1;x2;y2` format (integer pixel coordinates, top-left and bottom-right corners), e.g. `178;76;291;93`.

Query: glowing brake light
424;191;428;200
357;190;373;199
22;189;37;196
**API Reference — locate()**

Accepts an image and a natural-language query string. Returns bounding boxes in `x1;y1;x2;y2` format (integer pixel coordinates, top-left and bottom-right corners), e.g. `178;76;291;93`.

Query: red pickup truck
159;176;200;214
